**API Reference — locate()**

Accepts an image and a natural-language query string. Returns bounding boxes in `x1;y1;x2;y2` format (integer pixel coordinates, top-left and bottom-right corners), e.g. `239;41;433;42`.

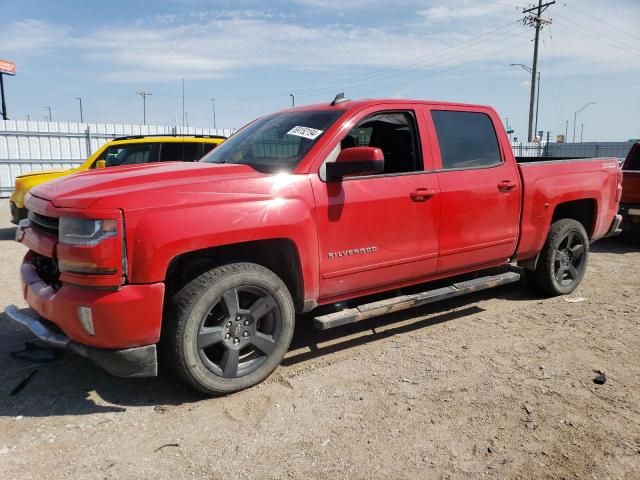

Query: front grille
33;253;61;290
28;211;59;236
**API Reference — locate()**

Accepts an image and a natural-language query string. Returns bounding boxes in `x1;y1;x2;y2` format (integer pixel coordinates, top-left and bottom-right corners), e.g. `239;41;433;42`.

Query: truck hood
30;162;268;210
17;168;73;179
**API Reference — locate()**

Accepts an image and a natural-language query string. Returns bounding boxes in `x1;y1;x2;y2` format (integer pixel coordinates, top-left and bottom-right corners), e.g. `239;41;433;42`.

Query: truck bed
515;157;621;261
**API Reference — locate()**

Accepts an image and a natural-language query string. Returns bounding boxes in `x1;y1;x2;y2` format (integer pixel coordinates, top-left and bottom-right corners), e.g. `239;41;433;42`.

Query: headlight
59;217;118;246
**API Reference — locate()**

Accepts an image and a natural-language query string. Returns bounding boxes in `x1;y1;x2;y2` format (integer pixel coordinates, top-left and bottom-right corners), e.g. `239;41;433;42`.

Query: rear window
432;111;502;170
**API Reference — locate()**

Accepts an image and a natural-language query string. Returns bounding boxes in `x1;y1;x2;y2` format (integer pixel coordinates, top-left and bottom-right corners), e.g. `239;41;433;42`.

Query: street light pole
75;97;84;123
210;98;217;130
289;93;295;108
44;106;52;122
137;91;152;125
572;102;595;143
510;64;542;140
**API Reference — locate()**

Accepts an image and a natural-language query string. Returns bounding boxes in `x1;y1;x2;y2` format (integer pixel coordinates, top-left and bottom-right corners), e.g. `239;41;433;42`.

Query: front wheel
526;218;589;296
164;263;295;395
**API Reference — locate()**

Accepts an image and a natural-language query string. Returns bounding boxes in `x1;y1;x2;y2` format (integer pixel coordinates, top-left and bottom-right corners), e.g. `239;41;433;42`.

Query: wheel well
552;198;597;237
165;239;304;311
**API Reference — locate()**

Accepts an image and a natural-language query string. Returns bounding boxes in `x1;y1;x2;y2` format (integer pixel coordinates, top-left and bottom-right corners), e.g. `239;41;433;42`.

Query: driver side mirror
326;147;384;181
95;159;107;169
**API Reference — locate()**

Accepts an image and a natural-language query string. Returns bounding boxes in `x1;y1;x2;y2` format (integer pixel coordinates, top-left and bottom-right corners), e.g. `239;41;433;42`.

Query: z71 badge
328;246;377;259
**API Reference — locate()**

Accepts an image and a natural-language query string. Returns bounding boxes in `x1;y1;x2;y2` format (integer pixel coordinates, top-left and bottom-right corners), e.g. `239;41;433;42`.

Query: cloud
1;1;638;85
417;1;508;22
2;19;73;55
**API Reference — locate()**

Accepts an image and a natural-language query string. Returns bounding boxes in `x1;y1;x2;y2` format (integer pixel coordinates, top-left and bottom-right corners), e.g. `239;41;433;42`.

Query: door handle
410;188;437;202
497;180;517;192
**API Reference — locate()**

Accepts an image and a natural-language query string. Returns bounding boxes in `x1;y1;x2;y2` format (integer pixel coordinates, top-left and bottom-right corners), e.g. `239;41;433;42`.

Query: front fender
126;196;319;301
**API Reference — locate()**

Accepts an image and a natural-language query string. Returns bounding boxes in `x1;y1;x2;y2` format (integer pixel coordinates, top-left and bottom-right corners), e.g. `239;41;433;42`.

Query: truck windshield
201;110;343;172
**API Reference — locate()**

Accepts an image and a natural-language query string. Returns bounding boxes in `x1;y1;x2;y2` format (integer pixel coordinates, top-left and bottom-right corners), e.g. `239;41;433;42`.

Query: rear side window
432;111;502;170
160;143;183;162
182;143;201;162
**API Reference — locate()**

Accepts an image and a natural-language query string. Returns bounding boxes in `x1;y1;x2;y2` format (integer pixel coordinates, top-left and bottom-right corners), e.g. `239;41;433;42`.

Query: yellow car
10;134;226;223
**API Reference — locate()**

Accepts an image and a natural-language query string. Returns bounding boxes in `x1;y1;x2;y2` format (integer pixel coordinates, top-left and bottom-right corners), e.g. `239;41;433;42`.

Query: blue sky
1;0;639;141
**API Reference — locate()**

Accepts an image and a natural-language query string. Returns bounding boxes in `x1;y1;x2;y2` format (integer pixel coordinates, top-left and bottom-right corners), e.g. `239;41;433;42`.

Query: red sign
0;60;16;76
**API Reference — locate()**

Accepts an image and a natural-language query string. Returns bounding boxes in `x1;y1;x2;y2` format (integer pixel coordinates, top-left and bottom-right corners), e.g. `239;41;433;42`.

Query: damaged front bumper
4;305;157;377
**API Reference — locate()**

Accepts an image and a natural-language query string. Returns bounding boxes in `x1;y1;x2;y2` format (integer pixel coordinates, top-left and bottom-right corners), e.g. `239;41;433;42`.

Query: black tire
526;219;589;296
163;262;295;395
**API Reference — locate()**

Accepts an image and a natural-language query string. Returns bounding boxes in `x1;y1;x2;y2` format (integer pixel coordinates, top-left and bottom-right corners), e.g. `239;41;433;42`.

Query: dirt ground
0;198;638;480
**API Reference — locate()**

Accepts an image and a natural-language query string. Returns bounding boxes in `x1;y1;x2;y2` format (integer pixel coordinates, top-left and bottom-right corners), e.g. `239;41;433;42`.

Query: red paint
621;143;640;204
19;99;621;350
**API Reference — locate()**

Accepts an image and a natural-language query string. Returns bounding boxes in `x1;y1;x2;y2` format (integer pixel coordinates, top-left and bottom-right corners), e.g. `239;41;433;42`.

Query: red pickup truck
620;142;640;227
6;98;623;395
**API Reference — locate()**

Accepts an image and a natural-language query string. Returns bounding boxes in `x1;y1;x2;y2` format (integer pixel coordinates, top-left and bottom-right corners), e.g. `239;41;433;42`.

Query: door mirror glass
326;147;384;181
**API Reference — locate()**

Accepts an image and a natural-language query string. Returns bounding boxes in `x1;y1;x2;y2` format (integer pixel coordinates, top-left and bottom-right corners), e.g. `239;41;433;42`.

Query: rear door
311;106;441;301
424;106;521;273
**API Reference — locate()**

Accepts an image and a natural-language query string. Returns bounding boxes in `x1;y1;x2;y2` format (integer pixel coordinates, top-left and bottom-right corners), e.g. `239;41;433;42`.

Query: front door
311;108;441;301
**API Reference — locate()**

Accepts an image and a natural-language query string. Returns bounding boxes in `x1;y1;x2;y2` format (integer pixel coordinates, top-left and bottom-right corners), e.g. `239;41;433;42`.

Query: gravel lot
0;197;638;479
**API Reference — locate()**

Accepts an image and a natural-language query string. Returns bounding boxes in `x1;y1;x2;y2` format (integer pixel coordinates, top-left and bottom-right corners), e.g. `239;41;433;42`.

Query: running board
313;271;521;330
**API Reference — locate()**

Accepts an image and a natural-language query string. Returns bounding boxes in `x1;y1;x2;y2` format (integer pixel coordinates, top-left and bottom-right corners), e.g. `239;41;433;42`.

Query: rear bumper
10;201;27;225
4;305;157;377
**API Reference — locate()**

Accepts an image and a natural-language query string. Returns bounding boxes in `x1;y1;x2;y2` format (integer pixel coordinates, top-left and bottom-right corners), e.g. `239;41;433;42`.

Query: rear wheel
526;219;589;296
164;263;295;395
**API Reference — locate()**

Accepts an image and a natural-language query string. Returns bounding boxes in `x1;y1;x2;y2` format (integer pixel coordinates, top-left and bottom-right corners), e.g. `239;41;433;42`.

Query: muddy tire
526;219;589;296
163;263;295;395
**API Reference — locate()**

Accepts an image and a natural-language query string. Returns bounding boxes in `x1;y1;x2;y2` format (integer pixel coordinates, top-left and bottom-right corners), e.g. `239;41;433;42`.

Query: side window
100;144;156;167
340;111;421;174
431;111;502;170
160;143;183;162
202;143;217;156
183;143;200;162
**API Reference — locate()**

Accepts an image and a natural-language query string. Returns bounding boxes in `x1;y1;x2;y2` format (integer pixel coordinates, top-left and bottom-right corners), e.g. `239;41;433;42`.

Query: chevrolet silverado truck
620;142;640;227
5;98;623;395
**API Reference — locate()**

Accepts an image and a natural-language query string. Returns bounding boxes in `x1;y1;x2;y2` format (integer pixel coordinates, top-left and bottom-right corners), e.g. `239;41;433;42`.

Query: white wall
0;120;234;197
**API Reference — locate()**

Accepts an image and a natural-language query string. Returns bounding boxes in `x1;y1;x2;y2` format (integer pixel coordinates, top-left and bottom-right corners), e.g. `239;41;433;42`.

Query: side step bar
313;271;521;330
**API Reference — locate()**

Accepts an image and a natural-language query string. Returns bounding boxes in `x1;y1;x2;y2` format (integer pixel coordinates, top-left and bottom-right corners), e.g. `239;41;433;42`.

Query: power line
358;37;533;97
144;19;524;104
562;1;640;43
552;13;640;55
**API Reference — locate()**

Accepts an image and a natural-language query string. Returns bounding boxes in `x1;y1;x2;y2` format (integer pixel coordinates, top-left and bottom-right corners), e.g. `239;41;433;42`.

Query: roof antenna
330;92;350;106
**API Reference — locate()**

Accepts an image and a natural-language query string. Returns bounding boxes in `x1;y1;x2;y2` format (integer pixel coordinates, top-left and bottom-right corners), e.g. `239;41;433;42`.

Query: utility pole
75;97;84;123
210;98;217;130
522;0;555;142
564;120;568;139
289;93;295;108
137;91;151;125
44;106;52;122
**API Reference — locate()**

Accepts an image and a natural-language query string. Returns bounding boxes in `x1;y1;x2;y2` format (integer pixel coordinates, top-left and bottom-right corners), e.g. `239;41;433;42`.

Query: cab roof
285;98;494;113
